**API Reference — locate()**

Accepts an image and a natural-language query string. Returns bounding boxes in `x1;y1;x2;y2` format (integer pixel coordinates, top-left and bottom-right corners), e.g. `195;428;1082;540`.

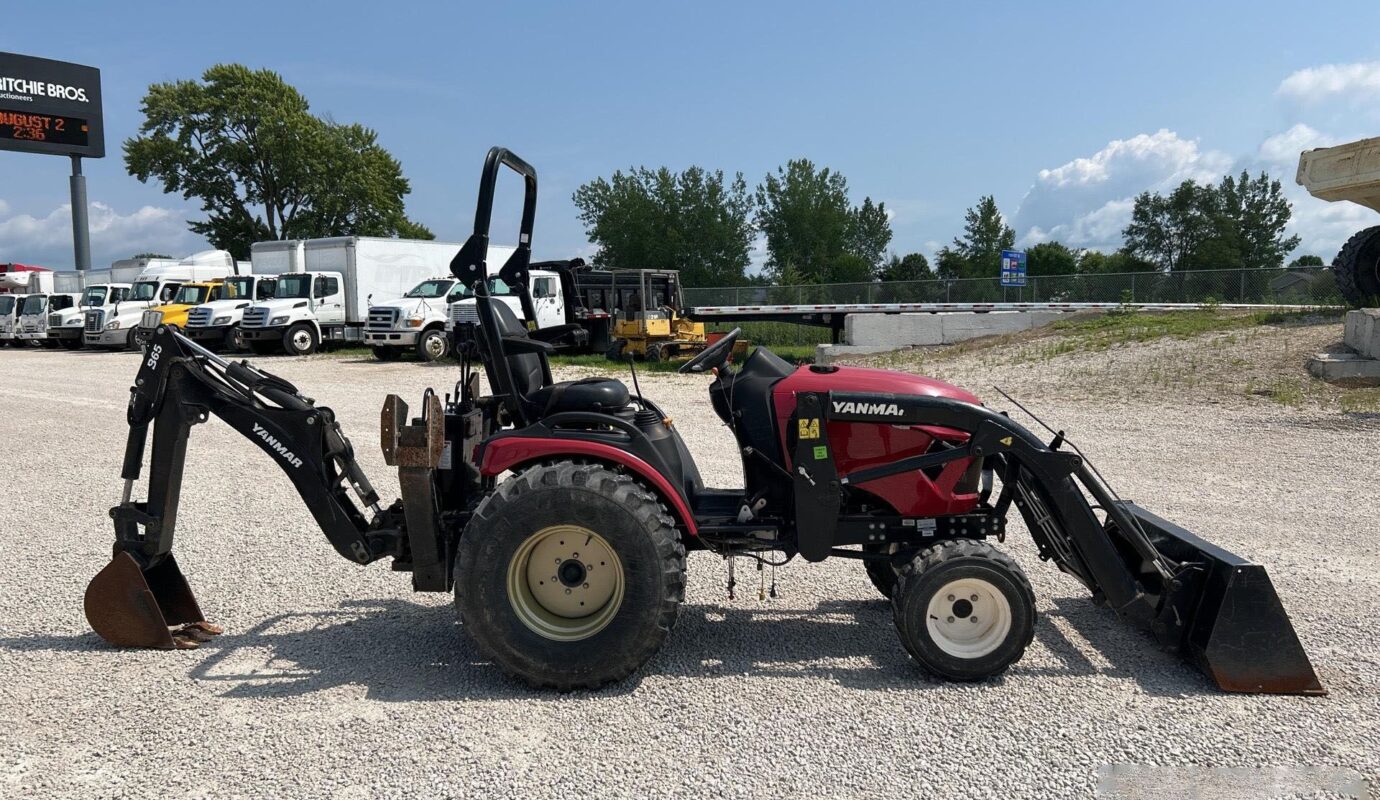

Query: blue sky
3;1;1380;274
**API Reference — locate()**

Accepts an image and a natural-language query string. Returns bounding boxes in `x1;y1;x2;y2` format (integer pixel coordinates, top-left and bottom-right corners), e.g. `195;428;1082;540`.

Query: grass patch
1339;387;1380;413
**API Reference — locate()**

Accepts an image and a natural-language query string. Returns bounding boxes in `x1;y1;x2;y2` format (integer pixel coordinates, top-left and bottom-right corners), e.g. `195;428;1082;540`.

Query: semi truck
364;245;516;361
83;251;238;350
445;259;611;356
46;266;145;350
133;280;229;348
240;237;461;356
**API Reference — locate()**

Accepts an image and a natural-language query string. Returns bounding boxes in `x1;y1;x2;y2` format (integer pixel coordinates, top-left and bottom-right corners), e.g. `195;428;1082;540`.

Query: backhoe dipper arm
113;325;392;569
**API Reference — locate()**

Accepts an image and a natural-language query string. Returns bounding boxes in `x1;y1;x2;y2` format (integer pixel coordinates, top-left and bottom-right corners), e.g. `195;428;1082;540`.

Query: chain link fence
683;267;1342;346
684;266;1342;308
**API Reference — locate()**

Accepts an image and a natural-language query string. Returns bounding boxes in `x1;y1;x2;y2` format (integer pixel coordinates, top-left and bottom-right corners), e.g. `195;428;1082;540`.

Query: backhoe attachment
85;326;397;649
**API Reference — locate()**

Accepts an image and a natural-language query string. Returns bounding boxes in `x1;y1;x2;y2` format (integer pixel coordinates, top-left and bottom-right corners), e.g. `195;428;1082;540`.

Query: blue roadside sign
1000;249;1027;287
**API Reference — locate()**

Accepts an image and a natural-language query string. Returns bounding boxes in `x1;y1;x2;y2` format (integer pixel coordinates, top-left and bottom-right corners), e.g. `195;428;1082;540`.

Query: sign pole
69;154;91;271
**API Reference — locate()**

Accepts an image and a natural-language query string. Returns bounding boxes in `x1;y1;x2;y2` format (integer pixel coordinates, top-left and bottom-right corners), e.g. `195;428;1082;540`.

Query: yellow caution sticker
798;418;821;440
999;436;1013;447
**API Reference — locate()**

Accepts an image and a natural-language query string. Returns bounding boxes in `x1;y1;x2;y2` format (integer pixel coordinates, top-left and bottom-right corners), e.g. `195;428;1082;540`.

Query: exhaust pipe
84;552;222;649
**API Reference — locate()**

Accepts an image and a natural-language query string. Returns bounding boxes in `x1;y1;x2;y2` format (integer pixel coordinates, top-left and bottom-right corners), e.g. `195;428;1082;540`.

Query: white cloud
1258;124;1336;166
1012;130;1231;251
1277;61;1380;103
0;201;205;268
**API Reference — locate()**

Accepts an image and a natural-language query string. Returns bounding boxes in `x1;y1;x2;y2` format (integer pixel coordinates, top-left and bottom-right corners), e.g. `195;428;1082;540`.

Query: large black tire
371;346;402;361
863;544;899;598
248;340;280;357
605;338;627;362
1334;226;1380;308
414;328;448;362
455;462;686;690
892;539;1035;682
283;323;318;356
58;337;83;351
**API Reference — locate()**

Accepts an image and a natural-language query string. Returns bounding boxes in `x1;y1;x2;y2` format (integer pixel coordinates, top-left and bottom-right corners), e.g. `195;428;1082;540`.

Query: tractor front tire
892;539;1035;682
455;462;686;690
1333;225;1380;307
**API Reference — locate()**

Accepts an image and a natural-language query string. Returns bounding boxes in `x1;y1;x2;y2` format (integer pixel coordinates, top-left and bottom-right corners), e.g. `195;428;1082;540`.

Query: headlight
68;319;83;326
212;316;231;325
406;315;424;328
269;316;289;326
105;321;122;330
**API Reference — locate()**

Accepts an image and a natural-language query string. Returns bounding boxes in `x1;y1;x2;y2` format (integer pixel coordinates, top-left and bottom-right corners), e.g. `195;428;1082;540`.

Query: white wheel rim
424;333;445;359
507;525;625;642
292;330;312;351
925;577;1012;659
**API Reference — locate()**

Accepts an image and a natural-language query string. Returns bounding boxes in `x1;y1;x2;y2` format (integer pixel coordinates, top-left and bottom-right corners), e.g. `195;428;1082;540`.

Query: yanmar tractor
86;148;1323;694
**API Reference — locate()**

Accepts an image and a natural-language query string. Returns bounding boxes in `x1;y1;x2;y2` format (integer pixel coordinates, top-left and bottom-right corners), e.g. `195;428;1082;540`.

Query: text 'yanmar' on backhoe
85;147;1324;694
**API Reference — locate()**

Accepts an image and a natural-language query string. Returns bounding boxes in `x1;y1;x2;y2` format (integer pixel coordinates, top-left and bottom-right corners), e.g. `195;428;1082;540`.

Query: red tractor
86;148;1322;694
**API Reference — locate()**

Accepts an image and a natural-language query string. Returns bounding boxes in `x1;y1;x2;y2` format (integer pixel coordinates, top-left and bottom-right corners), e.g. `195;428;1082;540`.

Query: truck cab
49;283;132;350
240;271;345;356
183;273;278;351
134;281;225;347
446;267;586;353
0;295;20;346
17;293;80;348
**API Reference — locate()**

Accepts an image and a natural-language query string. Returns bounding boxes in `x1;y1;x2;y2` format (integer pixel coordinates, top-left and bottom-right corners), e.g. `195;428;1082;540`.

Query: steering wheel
679;328;741;374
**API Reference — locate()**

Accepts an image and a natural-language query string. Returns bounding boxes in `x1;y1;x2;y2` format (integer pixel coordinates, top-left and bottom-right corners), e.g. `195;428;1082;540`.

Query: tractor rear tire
454;462;686;690
892;539;1035;682
863;544;899;598
1333;225;1380;307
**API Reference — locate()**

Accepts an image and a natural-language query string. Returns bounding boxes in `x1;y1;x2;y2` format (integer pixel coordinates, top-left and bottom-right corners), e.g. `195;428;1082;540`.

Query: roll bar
450;146;540;325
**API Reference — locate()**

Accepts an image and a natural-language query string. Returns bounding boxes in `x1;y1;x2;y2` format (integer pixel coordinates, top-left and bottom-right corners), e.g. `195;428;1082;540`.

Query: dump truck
445;258;596;356
86;146;1322;696
241;237;457;356
1297;136;1380;306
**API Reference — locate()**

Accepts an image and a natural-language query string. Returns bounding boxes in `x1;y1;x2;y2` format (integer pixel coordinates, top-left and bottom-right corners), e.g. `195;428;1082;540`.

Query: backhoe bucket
1114;504;1325;695
84;553;221;649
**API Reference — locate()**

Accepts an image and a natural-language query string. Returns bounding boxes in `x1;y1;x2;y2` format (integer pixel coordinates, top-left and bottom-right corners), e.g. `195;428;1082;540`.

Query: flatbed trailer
686;301;1323;342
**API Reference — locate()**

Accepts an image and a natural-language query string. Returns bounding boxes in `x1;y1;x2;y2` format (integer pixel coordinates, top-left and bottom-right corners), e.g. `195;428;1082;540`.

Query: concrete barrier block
1343;309;1380;359
1308;351;1380;386
845;313;943;346
815;344;907;364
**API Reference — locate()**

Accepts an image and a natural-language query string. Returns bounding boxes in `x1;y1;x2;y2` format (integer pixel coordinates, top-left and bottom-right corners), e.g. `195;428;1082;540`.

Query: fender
478;437;698;536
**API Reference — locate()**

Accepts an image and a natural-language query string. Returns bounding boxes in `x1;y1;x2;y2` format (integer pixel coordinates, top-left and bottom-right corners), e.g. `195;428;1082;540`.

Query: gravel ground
0;336;1376;799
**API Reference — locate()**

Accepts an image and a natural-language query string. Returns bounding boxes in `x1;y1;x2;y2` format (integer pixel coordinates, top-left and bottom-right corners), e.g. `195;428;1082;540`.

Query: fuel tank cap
809;364;839;373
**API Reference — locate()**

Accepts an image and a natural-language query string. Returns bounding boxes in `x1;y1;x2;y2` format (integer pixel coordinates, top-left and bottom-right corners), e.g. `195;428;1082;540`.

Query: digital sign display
0;109;89;147
0;53;103;158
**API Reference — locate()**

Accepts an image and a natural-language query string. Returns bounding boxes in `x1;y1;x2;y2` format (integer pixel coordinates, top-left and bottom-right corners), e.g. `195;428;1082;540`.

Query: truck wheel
605;338;627;362
248;340;280;357
371;346;401;361
892;539;1035;682
228;328;246;353
283;323;318;356
455;462;686;690
414;328;448;362
59;338;83;351
1333;225;1380;307
863;543;899;598
646;344;665;363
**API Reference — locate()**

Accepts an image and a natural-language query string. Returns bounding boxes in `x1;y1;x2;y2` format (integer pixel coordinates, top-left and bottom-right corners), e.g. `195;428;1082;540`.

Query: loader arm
87;325;404;649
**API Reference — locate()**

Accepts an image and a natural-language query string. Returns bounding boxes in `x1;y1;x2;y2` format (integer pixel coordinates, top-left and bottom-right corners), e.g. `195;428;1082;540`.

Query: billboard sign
0;52;104;158
1000;249;1027;287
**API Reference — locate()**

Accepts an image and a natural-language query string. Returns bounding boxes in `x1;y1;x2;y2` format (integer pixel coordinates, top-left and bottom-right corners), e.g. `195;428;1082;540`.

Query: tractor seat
526;377;630;416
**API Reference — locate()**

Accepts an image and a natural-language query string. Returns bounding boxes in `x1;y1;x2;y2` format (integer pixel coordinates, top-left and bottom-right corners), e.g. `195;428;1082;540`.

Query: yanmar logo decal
253;423;303;468
832;401;903;416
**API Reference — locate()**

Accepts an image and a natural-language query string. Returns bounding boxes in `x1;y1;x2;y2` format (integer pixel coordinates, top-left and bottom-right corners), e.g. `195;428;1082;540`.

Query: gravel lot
0;334;1376;799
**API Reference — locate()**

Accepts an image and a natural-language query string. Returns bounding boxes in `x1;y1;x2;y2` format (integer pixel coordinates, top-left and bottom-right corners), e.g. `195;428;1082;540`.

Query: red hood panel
776;365;981;405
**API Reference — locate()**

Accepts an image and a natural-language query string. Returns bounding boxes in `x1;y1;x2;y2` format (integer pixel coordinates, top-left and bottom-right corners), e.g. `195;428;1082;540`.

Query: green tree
878;252;934;282
125;64;431;259
942;195;1014;279
1290;254;1324;267
1122;182;1222;272
1025;241;1080;277
1217;170;1300;270
1077;250;1157;274
755;159;891;283
573;165;754;286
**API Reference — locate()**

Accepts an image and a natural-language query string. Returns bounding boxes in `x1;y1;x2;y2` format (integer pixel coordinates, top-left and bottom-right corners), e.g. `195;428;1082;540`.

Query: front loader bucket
84;553;221;649
1115;504;1325;695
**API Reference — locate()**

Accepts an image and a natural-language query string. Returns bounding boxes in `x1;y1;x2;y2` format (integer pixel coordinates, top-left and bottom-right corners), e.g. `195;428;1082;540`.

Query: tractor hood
778;364;981;406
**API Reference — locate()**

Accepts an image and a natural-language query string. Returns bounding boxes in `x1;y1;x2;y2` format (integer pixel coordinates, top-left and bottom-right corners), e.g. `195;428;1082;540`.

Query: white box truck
363;245;516;361
240;237;465;356
84;251;238;350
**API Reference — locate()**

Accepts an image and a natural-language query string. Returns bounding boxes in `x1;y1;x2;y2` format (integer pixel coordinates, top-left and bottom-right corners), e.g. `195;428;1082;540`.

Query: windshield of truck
130;281;160;302
0;296;14;315
171;284;217;305
49;295;75;311
223;276;255;299
275;275;313;299
405;279;455;299
447;278;513;300
81;287;107;307
20;295;46;315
